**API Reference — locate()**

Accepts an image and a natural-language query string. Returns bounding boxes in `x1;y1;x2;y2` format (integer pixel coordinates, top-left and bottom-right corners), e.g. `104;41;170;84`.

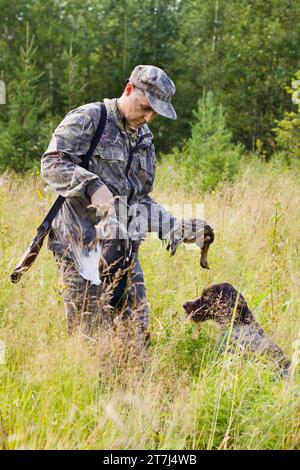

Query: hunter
41;65;212;340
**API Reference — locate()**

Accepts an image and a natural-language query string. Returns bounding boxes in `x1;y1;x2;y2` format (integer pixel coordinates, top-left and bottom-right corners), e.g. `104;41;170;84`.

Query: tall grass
0;157;299;450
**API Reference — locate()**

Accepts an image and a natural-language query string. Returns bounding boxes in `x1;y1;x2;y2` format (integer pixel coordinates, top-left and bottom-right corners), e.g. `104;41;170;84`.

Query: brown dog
183;283;290;376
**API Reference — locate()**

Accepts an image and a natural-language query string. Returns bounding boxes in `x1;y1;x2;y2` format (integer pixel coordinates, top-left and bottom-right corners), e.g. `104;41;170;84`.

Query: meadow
0;156;300;450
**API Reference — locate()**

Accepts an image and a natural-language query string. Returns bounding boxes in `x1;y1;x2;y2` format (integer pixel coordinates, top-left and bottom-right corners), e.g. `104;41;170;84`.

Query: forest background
1;0;300;173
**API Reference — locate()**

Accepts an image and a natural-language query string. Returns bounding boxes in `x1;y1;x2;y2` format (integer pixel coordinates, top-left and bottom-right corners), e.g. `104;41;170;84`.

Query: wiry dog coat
183;283;290;376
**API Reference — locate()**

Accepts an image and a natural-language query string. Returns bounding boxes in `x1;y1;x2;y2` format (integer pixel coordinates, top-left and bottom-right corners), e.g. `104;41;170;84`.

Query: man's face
122;83;157;131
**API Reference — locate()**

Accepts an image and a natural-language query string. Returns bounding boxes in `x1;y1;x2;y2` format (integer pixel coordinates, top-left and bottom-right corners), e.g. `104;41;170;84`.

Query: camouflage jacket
41;98;176;282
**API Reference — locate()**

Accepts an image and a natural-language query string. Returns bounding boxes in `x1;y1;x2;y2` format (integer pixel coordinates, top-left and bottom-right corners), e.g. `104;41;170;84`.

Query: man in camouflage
41;65;211;340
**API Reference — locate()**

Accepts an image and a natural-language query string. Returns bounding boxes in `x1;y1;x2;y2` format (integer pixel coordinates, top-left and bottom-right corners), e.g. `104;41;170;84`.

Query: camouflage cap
129;65;177;120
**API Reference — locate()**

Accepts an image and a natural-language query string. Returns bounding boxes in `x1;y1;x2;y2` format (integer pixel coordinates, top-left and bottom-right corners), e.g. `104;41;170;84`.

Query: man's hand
87;185;115;223
91;185;114;207
166;219;214;256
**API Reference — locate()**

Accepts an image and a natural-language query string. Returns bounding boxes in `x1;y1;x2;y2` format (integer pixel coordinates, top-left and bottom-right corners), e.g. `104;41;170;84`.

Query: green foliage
60;41;88;110
1;0;300;165
174;0;300;154
273;70;300;159
184;91;243;191
0;26;50;173
0;0;300;171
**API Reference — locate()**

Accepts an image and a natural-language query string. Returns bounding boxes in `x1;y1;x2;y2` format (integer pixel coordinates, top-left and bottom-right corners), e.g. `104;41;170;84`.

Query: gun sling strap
10;103;107;283
40;102;108;233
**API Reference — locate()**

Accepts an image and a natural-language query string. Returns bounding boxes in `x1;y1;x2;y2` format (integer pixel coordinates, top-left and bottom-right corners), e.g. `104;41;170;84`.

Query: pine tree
60;40;87;110
0;24;50;173
185;91;243;191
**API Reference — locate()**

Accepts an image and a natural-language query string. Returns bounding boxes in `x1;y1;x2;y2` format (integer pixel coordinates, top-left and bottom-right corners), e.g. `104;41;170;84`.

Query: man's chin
125;122;137;132
126;120;144;131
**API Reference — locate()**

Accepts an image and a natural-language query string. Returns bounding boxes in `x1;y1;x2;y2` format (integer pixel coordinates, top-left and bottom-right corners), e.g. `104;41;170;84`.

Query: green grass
0;158;300;449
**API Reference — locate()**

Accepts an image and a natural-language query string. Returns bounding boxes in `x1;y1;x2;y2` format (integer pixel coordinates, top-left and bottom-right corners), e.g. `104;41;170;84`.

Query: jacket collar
103;98;124;131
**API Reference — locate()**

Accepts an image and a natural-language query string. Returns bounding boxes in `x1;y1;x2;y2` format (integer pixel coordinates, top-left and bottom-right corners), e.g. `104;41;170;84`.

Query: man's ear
124;82;134;96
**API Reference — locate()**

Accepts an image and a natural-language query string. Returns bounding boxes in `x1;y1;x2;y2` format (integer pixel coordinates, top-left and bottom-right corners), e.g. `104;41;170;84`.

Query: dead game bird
167;220;214;269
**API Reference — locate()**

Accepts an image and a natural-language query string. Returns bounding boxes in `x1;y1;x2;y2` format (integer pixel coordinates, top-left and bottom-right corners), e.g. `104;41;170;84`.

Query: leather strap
39;103;107;232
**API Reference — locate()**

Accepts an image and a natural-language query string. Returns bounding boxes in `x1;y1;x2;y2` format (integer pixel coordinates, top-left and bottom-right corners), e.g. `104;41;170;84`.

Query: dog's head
183;283;254;325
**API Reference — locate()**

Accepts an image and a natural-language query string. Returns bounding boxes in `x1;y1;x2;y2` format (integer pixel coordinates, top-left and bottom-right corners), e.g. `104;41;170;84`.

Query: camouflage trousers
53;246;150;337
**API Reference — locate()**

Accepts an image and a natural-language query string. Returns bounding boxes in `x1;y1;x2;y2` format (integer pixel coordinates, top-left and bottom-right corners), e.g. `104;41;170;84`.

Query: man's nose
144;111;157;124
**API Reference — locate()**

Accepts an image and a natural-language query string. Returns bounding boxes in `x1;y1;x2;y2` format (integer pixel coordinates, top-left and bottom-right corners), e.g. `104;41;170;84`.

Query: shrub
273;70;300;160
184;91;243;191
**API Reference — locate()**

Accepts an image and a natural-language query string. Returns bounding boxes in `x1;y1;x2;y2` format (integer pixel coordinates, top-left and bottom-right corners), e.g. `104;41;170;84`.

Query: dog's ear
237;299;254;324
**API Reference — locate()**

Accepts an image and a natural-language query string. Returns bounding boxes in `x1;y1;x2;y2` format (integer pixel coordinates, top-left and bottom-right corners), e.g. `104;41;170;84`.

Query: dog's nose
183;302;189;310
